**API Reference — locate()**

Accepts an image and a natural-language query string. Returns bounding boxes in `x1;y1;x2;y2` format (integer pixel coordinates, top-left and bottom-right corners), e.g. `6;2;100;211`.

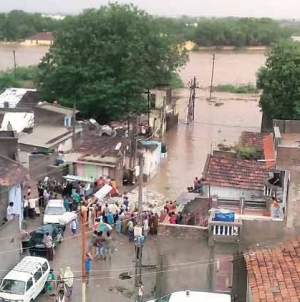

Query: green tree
37;4;187;121
257;41;300;119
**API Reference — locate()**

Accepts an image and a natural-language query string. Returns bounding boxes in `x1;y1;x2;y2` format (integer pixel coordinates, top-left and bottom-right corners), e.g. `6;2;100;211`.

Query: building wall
277;146;300;169
58;137;73;153
210;186;263;200
0;136;18;159
0;218;21;278
22;39;53;46
76;162;123;190
34;107;67;126
28;152;58;181
273;119;300;134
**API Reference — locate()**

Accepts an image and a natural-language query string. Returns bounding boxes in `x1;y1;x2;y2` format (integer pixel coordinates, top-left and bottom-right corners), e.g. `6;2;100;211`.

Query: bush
0;66;38;92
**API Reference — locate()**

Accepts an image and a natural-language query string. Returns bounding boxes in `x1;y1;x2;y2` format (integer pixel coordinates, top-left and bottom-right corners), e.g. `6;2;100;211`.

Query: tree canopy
257;41;300;120
189;18;292;47
37;4;187;121
0;10;61;41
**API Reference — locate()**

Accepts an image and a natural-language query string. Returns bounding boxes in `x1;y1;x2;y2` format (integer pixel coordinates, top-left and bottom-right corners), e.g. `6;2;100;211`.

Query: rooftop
0;154;28;186
18;125;73;148
0;112;34;133
36;102;78;116
25;32;53;41
0;88;37;109
74;133;130;157
203;155;269;191
240;131;267;150
245;237;300;301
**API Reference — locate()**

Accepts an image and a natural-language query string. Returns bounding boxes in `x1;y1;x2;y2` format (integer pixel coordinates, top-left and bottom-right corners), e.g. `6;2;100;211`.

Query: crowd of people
45;266;75;302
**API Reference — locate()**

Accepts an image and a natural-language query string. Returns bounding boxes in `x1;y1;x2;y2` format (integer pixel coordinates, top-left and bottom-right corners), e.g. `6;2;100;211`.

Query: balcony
208;213;243;246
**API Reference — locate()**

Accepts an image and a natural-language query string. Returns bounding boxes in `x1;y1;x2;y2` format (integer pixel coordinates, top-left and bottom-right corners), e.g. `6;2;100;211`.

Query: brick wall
0;218;21;277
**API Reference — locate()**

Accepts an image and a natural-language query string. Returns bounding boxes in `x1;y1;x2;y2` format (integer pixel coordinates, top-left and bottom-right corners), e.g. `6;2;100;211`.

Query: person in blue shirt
85;253;92;285
123;196;129;210
107;210;114;225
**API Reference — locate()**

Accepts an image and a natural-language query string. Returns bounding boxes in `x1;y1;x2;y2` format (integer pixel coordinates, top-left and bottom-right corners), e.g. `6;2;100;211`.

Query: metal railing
208;216;243;246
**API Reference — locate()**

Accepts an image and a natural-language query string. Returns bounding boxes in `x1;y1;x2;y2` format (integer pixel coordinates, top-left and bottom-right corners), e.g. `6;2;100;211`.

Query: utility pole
137;152;143;226
81;210;87;302
147;89;150;128
209;54;216;101
135;152;144;287
187;76;198;124
12;50;17;79
72;101;76;146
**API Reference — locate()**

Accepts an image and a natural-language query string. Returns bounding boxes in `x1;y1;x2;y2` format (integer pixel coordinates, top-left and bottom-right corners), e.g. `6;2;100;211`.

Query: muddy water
148;88;262;199
180;51;267;86
0;45;48;70
0;46;266;199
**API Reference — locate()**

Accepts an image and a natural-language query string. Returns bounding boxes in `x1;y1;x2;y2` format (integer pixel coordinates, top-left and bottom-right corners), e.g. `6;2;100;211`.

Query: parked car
43;199;77;226
0;256;50;302
28;224;64;256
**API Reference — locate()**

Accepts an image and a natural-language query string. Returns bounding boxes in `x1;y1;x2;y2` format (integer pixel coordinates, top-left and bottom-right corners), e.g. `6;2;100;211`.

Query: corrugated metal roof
0;88;37;108
0;112;34;133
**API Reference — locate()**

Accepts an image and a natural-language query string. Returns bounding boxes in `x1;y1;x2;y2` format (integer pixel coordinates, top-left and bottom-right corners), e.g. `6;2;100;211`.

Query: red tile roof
25;32;53;41
245;237;300;302
0;154;29;186
203;155;269;191
263;134;276;170
240;131;267;150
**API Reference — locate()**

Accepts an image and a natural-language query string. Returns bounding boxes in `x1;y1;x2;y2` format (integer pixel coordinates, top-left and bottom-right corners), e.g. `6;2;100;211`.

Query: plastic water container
214;210;235;222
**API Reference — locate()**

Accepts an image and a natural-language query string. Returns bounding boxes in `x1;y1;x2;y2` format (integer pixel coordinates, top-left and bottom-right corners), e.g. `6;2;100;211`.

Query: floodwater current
0;45;267;199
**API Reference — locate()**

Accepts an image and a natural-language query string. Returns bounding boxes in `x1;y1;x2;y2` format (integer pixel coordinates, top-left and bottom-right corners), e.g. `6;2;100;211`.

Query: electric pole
135;152;144;287
209;54;216;101
81;210;87;302
12;50;17;79
187;76;198;124
72;101;76;147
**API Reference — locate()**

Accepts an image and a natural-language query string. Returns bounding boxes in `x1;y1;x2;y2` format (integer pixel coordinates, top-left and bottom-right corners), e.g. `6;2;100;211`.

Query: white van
0;256;50;302
43;199;77;225
147;290;231;302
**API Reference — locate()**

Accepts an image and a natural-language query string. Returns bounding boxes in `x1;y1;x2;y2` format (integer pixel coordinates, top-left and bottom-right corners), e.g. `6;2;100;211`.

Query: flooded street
0;46;266;199
149;89;262;199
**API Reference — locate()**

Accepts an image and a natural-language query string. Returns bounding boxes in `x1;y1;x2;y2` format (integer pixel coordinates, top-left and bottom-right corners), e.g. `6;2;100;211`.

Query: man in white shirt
6;202;15;221
28;198;39;219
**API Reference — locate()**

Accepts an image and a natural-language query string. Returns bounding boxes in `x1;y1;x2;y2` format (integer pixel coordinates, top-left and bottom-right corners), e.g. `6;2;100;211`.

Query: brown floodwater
0;46;266;199
0;45;48;70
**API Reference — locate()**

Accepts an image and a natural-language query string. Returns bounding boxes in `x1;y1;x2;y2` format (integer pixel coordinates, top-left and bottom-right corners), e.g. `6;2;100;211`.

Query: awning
63;174;95;182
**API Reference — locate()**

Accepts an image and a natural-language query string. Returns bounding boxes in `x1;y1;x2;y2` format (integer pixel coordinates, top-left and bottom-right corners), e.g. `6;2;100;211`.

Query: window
42;262;49;273
34;268;43;282
26;278;33;291
0;279;25;295
45;206;65;215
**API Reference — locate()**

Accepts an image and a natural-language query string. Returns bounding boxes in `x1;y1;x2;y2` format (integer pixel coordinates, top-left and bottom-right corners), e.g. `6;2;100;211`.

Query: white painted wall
143;148;160;180
210;186;263;200
58;137;73;153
